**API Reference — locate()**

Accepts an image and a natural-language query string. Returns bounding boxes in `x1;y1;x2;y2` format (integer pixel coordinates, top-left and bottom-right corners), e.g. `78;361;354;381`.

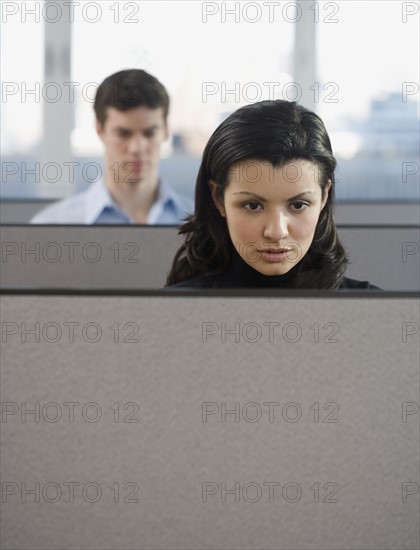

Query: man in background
31;69;193;224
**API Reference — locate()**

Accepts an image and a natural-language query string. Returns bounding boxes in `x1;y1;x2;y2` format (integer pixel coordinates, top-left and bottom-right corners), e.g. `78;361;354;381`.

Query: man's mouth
126;161;143;172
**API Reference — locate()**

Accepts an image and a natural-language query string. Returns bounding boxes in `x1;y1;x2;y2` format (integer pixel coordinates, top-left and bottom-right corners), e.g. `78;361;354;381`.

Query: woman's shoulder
338;277;382;290
165;275;383;290
165;275;219;288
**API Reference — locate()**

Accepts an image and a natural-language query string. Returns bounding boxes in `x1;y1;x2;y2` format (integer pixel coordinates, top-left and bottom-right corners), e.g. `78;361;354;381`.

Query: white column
293;1;317;111
40;0;72;197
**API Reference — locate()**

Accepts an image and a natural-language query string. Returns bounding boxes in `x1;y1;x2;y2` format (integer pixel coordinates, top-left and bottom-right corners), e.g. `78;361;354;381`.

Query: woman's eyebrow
288;191;316;200
232;191;267;201
232;190;316;201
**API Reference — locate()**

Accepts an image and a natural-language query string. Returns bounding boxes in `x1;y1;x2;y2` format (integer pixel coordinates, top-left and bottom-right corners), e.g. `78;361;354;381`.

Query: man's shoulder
177;193;194;213
164;182;194;212
30;190;88;224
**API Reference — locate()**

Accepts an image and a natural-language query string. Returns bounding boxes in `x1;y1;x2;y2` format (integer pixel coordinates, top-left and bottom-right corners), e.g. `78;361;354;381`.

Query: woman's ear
321;180;332;210
209;180;226;217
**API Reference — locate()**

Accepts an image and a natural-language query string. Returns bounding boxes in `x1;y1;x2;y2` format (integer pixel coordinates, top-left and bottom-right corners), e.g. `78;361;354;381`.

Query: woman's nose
263;211;289;241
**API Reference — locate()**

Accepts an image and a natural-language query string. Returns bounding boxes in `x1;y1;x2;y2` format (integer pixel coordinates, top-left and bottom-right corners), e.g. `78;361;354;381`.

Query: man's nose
263;210;289;241
128;135;147;154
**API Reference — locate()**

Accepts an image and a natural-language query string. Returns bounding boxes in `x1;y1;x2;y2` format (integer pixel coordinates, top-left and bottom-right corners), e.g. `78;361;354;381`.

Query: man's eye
118;132;130;138
144;131;156;139
243;201;262;211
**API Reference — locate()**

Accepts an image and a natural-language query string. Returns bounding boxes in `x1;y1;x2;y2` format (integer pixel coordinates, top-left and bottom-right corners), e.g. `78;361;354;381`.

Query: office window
1;0;418;205
316;0;419;200
1;3;44;197
70;0;295;197
1;1;295;199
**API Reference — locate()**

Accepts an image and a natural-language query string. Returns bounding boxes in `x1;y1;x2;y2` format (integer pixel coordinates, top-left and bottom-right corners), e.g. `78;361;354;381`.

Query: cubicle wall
1;292;419;549
1;225;419;290
2;200;420;226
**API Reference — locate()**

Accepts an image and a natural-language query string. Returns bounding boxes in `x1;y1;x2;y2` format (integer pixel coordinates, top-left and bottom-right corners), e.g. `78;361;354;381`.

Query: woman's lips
258;248;292;263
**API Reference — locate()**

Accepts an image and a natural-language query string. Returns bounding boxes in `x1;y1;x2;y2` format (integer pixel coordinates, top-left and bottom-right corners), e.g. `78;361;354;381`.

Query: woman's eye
291;201;309;211
243;201;262;211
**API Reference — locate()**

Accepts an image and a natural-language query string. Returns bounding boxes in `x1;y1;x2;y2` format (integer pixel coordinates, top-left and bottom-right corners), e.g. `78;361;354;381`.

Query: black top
168;245;382;290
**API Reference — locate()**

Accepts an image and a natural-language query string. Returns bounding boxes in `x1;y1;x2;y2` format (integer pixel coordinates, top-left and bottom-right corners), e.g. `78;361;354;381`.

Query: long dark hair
166;100;348;288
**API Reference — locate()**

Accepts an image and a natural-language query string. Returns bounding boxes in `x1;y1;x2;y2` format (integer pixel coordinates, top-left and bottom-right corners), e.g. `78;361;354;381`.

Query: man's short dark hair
94;69;169;126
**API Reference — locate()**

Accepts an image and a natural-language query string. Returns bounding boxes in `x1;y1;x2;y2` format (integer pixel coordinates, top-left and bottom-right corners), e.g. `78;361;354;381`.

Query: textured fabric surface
1;295;419;549
0;226;419;289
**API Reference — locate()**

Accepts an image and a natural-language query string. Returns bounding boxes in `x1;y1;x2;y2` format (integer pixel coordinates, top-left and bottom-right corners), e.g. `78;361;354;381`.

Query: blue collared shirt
31;178;193;225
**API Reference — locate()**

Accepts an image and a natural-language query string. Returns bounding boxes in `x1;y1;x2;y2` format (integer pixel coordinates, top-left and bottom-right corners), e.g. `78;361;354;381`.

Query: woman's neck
221;243;303;287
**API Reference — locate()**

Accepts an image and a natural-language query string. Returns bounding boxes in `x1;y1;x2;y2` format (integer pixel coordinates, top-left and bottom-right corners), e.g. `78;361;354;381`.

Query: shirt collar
84;178;131;224
155;179;179;209
146;179;180;224
84;178;177;225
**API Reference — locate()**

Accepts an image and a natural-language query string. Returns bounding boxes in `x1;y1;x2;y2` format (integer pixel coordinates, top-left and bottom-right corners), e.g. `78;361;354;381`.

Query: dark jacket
169;274;381;290
167;246;382;290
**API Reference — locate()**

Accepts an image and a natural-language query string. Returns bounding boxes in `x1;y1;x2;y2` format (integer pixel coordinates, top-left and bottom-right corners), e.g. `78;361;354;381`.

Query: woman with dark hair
166;100;380;289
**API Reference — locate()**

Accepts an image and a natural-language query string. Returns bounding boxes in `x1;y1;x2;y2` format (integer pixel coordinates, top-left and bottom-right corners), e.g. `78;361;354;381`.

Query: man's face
96;106;168;185
210;159;331;276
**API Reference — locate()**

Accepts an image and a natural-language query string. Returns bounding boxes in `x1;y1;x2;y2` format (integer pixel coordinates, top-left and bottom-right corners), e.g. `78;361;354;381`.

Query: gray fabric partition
2;200;420;226
1;293;419;549
0;225;419;290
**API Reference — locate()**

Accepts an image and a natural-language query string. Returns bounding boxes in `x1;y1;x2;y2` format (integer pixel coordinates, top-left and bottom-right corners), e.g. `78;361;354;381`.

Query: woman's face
210;159;331;276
